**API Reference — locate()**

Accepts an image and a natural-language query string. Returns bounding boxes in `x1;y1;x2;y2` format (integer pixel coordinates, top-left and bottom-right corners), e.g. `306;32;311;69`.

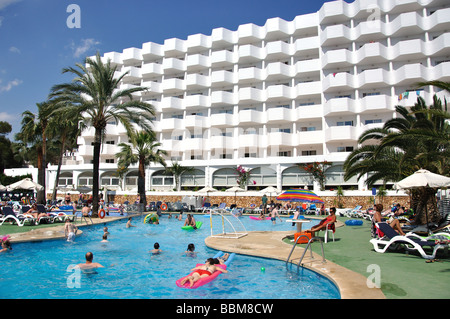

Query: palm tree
164;161;194;192
47;107;85;201
16;101;53;204
50;53;155;216
116;129;167;208
344;95;450;224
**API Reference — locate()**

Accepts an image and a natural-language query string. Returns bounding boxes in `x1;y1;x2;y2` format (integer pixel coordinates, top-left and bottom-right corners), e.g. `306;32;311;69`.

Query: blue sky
0;0;337;140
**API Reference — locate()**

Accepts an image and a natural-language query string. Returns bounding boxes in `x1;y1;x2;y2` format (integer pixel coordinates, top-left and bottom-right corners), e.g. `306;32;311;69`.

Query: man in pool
77;252;104;270
180;258;228;287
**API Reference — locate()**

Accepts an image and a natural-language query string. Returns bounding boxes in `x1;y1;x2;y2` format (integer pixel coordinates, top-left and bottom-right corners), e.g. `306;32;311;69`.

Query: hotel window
105;140;115;145
220;153;232;159
277;151;291;157
337;146;354;152
365;119;382;125
105;159;115;164
362;92;380;97
172;135;183;141
336;121;353;126
302;150;317;156
244;152;257;158
300;126;316;131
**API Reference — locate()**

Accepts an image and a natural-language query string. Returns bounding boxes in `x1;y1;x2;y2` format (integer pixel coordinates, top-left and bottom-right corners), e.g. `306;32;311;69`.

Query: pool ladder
286;235;326;272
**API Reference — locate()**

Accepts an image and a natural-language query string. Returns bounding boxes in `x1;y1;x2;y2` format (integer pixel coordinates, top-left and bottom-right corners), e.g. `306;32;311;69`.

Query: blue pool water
0;214;340;299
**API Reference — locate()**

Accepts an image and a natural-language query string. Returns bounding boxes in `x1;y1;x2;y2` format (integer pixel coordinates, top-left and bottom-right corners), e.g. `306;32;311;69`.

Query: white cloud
0;0;21;11
9;46;20;54
0;111;15;121
0;78;22;93
71;38;101;58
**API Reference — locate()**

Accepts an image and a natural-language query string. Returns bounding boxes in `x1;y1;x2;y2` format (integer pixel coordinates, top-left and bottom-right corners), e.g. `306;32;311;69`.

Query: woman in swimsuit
307;206;337;236
180;258;228;287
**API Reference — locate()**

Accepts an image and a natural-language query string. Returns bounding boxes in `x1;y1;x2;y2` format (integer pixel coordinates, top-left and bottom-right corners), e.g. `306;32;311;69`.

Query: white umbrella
197;186;217;193
76;186;92;193
393;169;450;190
394;169;450;234
226;186;246;205
7;178;44;191
0;184;6;191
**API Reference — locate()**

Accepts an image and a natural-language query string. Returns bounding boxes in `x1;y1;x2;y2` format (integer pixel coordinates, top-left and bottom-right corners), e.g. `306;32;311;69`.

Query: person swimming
179;258;228;287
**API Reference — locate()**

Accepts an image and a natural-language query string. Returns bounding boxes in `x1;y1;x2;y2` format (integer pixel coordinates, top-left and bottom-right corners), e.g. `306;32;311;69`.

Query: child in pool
151;242;162;255
185;243;196;257
180;258;228;287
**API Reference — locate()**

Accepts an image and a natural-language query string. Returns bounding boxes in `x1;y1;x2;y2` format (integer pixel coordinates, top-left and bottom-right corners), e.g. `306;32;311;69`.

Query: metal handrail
286;235;326;272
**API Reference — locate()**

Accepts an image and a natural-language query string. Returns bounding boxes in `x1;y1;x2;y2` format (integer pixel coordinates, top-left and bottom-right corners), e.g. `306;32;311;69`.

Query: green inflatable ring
182;221;203;231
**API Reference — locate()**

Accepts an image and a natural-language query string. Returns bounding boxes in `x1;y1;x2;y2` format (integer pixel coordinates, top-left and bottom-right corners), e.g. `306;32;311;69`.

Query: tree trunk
138;156;147;208
413;187;440;225
52;136;66;201
91;128;102;217
36;148;46;204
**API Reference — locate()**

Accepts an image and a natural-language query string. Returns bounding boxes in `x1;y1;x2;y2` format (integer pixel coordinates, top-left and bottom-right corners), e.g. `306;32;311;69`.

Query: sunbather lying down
180;257;228;287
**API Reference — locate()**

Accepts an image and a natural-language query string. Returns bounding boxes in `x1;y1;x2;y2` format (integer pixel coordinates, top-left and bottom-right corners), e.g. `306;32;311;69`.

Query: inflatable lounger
249;216;271;220
175;251;235;289
181;221;203;230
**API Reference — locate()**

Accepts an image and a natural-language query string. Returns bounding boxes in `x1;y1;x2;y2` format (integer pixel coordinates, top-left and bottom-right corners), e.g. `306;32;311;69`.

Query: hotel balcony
160;139;183;153
208;135;234;150
122;47;142;65
163;38;187;57
102;52;122;66
320;24;351;47
183;138;204;152
237;133;260;148
100;144;118;155
325;125;358;142
322;72;355;92
358;68;390;89
186;34;211;54
141;81;163;95
294;104;323;120
266;84;293;102
211;70;235;87
120;83;141;97
210;113;235;127
211;90;235;105
293;36;320;56
323;97;357;116
294;81;322;98
211;27;237;48
141;63;163;78
265;40;291;61
295;130;324;145
160;118;184;131
238;87;265;104
162;57;186;74
237;23;264;45
359;94;395;114
266;107;293;123
186;54;210;71
267;131;292;147
142;42;164;62
393;63;428;86
186;73;210;90
238;67;265;84
264;17;292;42
238;109;264;124
322;49;353;69
294;58;321;77
162;78;186;94
160;96;185;111
184;94;210;109
238;44;265;64
184;115;208;128
78;145;94;156
265;62;292;81
211;50;236;67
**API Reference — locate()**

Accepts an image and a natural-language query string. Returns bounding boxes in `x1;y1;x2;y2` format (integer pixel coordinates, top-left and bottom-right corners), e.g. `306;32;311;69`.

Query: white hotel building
44;0;450;195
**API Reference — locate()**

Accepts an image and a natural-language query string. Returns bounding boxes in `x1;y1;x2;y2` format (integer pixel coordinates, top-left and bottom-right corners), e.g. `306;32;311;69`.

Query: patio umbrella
0;184;6;191
76;186;92;193
393;169;450;233
276;188;324;204
197;186;217;193
393;169;450;190
226;186;246;205
259;186;279;201
7;178;44;191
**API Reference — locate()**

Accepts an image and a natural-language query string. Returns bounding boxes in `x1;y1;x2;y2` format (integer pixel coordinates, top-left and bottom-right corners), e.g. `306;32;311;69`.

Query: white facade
47;0;450;194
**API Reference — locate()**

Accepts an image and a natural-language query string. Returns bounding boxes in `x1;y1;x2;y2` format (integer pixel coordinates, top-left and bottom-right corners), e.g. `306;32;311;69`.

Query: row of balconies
132;58;321;82
320;7;450;46
323;61;450;92
322;32;450;68
132;81;323;106
105;36;320;68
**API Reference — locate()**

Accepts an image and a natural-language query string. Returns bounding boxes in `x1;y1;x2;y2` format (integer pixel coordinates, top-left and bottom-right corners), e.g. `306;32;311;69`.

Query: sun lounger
370;222;448;260
0;206;36;226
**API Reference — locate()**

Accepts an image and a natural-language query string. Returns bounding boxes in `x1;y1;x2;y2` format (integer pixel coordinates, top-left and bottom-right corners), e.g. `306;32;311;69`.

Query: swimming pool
0;214;340;299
